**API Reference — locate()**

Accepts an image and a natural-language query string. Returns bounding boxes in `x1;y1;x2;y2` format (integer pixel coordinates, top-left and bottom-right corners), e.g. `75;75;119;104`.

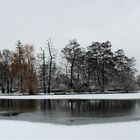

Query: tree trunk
47;58;52;94
41;48;46;94
6;79;9;94
70;64;74;90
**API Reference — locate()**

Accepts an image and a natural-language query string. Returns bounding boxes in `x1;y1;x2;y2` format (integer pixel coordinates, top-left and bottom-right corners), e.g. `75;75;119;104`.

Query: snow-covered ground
0;120;140;140
0;93;140;100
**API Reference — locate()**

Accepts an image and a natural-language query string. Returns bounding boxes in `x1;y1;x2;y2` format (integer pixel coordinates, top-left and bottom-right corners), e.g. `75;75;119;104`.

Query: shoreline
0;92;140;100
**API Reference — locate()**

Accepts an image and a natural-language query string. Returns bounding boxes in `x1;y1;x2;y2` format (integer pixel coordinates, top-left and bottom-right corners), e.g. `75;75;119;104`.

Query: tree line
0;39;138;94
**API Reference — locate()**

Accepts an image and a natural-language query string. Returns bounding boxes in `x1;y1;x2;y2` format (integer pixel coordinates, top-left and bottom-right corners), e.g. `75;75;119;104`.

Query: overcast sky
0;0;140;72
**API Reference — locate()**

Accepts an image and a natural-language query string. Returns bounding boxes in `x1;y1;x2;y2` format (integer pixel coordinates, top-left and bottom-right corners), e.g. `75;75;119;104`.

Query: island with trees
0;39;139;96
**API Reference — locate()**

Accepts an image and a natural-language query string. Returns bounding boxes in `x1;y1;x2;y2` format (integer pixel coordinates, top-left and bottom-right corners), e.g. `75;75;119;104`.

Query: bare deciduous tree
46;39;56;93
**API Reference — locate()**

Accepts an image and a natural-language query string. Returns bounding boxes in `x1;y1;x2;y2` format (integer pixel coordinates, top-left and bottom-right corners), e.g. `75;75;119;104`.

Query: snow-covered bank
0;120;140;139
0;93;140;100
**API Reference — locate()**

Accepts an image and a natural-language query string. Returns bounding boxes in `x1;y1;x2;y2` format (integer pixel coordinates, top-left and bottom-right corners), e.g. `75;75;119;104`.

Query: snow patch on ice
0;120;140;139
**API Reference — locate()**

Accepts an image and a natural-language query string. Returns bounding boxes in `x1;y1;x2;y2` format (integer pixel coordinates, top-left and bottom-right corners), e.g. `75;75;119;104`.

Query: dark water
0;99;140;125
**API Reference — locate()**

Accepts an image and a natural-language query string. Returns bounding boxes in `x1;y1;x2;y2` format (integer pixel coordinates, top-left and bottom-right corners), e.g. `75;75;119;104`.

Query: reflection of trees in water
0;99;38;112
41;100;52;110
137;100;140;107
40;100;136;116
0;99;137;117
